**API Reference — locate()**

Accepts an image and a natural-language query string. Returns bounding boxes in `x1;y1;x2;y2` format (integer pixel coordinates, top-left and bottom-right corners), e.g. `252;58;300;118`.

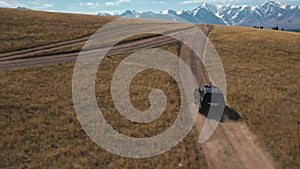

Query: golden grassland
0;8;117;53
0;43;207;168
210;25;300;169
1;7;300;169
25;34;161;59
0;8;191;59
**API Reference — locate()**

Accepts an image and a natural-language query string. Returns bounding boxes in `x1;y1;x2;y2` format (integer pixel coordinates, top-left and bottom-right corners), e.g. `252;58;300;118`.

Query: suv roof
200;85;223;94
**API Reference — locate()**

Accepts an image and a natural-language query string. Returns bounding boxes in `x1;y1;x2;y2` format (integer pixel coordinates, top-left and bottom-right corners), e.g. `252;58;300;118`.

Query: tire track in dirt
0;23;195;70
0;36;90;60
0;23;275;169
182;25;275;169
0;34;177;70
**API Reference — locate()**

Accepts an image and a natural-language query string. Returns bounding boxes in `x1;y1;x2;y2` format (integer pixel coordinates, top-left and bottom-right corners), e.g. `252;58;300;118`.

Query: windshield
203;93;224;103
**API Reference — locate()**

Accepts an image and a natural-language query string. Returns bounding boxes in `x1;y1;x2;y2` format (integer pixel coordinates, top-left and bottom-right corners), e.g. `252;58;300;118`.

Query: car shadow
199;105;241;123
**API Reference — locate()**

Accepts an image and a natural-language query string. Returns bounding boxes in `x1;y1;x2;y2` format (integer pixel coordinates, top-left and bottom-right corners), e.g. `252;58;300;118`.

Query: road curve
0;23;275;169
180;25;275;169
0;35;177;70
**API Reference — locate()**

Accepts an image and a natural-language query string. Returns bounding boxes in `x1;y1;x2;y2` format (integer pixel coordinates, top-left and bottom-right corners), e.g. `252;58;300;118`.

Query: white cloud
181;0;237;5
119;0;131;2
78;2;101;8
152;1;166;5
105;0;131;6
43;3;53;8
0;0;11;7
105;2;115;6
182;0;213;4
86;2;94;6
28;0;54;8
100;10;124;15
0;0;54;9
182;0;200;4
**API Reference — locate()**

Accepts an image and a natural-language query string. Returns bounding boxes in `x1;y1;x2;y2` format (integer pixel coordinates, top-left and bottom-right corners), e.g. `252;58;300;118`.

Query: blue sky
0;0;299;14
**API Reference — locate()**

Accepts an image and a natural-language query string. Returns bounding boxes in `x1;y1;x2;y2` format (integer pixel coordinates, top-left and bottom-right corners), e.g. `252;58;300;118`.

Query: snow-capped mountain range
98;1;300;30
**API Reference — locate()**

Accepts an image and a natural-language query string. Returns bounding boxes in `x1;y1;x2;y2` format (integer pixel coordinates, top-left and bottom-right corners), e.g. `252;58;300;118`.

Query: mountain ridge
98;0;300;29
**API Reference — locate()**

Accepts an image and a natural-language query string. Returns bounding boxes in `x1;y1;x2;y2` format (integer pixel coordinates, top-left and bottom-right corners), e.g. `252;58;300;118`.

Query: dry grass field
1;7;300;169
0;8;117;53
0;8;209;169
0;43;207;168
0;8;192;59
209;26;300;169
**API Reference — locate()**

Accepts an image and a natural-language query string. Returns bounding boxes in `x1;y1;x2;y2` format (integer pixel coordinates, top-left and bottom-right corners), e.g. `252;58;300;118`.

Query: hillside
0;8;117;53
210;26;300;168
0;8;206;169
0;8;299;169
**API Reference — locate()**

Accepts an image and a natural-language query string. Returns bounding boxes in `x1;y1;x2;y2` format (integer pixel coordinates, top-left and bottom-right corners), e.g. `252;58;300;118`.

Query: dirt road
0;21;192;69
0;24;275;169
180;26;275;169
0;35;178;70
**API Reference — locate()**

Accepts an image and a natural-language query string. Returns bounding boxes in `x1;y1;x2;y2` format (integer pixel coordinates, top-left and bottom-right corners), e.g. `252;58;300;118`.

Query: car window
203;93;224;103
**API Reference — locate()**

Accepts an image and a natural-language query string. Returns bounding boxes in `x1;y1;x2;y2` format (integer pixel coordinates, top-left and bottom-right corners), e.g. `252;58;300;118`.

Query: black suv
194;85;226;116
